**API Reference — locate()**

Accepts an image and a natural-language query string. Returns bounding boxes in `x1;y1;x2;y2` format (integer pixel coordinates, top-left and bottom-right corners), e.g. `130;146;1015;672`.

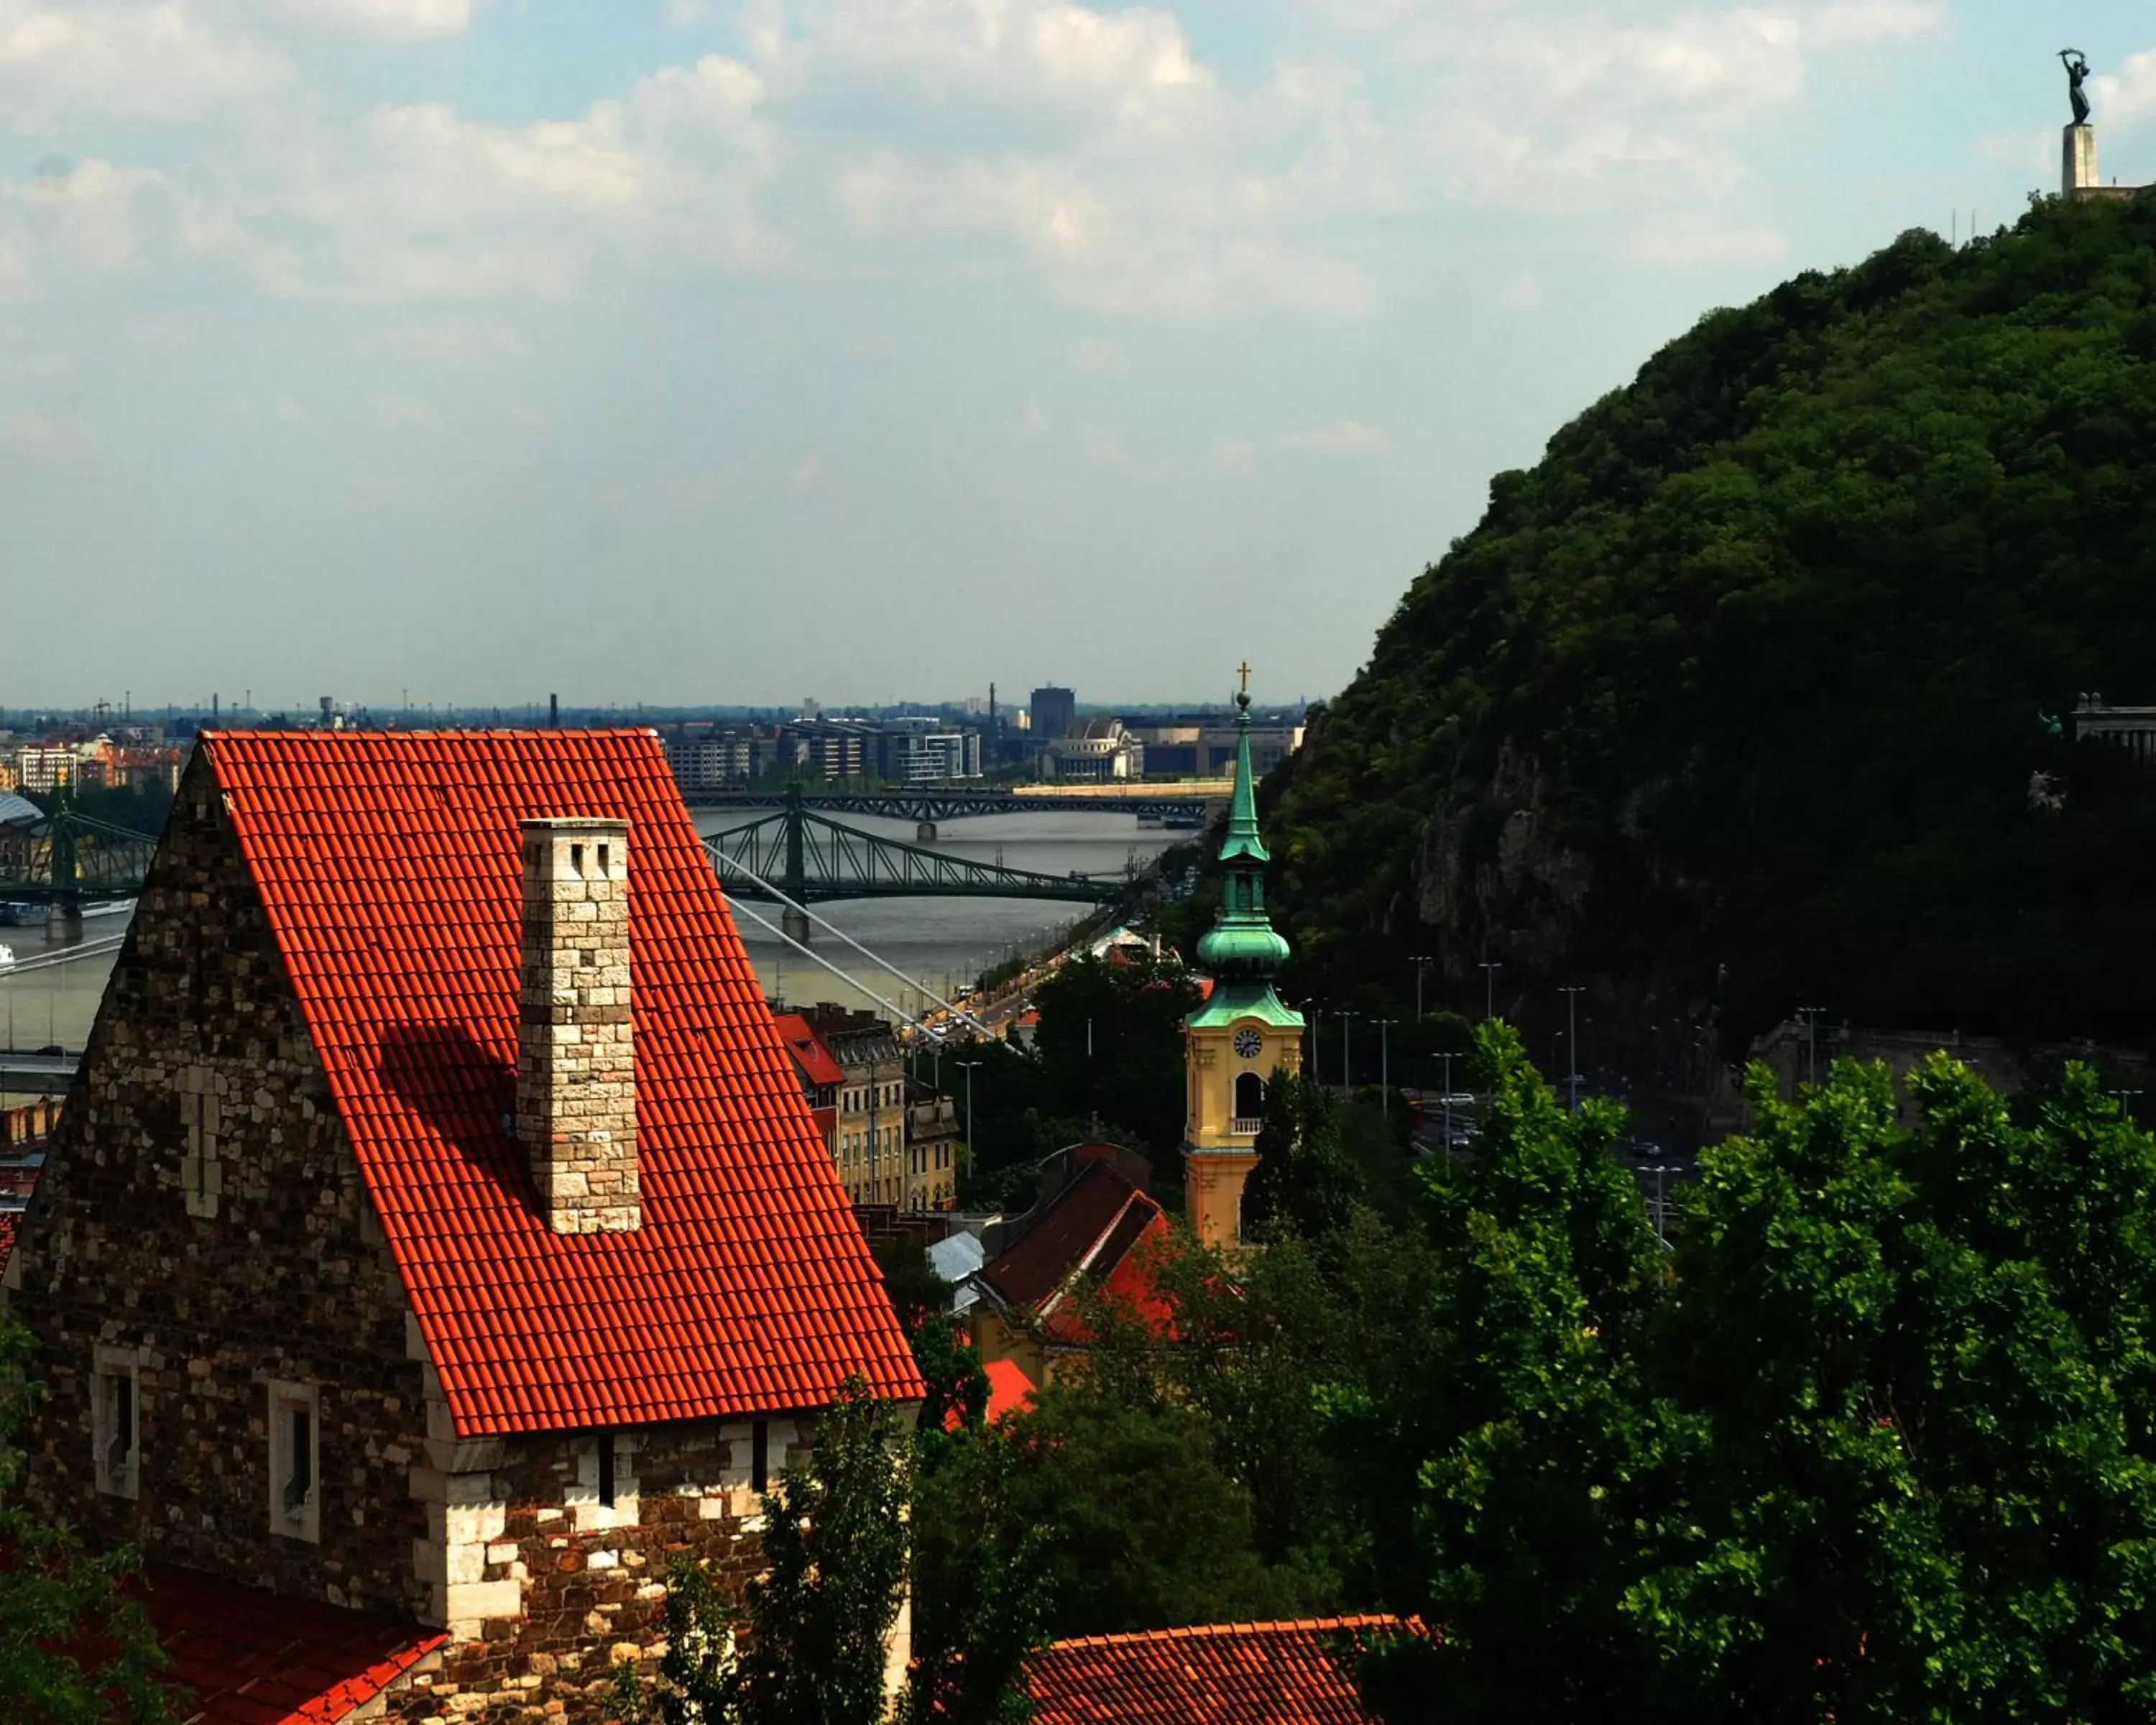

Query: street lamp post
1796;1005;1826;1089
1477;960;1503;1024
1377;1018;1396;1113
1340;1011;1356;1095
1409;954;1433;1020
1438;1051;1455;1158
1560;985;1584;1114
956;1058;982;1182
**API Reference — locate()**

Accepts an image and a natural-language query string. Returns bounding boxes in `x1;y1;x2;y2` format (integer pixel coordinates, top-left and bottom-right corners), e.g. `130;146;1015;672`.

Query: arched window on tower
1233;1070;1264;1131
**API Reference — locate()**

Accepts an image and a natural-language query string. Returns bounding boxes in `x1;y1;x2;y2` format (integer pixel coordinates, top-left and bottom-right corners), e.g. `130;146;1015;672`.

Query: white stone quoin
2065;124;2099;198
517;816;640;1233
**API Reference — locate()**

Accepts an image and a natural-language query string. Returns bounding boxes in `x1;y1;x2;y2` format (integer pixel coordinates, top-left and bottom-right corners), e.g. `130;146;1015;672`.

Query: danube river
0;809;1175;1052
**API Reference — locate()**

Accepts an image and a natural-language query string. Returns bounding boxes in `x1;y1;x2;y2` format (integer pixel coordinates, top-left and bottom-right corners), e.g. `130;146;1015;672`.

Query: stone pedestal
2065;124;2099;198
44;902;83;942
782;904;811;945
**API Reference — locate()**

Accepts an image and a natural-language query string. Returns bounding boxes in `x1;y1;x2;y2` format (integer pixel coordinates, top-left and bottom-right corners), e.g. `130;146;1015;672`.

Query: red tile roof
0;1212;17;1277
1028;1617;1401;1725
201;730;922;1436
977;1157;1171;1342
144;1563;446;1724
982;1355;1036;1424
773;1012;847;1089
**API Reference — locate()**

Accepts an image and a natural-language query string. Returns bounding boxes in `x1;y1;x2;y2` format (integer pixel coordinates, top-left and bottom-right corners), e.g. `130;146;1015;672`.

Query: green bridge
703;784;1128;919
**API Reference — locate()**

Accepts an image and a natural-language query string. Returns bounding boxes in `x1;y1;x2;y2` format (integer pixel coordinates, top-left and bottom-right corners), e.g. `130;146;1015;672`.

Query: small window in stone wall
181;1088;222;1220
92;1349;140;1500
599;1430;617;1507
752;1419;769;1493
267;1379;321;1543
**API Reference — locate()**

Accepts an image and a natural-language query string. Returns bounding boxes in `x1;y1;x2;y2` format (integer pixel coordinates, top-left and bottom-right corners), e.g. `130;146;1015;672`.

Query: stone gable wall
393;1417;796;1724
6;752;435;1619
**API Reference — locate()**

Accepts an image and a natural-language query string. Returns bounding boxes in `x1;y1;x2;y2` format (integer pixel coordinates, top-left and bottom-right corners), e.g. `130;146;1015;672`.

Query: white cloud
1015;401;1049;436
1070;336;1127;372
369;393;439;428
361;318;530;368
1205;436;1255;474
185;53;783;303
1281;418;1388;455
0;408;94;454
2093;49;2156;126
0;3;286;132
269;0;487;42
1621;208;1787;270
0;159;171;305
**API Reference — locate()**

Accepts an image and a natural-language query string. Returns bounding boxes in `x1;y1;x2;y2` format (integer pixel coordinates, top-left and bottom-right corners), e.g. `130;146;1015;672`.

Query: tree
1360;1032;2156;1724
616;1379;909;1725
1241;1071;1362;1242
0;1310;175;1725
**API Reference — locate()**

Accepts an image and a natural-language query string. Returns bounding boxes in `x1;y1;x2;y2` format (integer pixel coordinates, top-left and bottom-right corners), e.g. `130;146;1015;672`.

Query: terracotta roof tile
1028;1617;1402;1725
143;1564;445;1725
201;730;923;1437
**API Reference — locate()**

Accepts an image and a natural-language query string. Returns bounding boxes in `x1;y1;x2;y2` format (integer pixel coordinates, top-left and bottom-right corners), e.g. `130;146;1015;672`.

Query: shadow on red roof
1028;1616;1404;1725
977;1158;1172;1344
198;730;922;1436
144;1564;446;1725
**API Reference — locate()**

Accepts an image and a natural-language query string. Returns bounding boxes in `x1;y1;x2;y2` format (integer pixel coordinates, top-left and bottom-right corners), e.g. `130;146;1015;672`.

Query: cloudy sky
3;0;2150;712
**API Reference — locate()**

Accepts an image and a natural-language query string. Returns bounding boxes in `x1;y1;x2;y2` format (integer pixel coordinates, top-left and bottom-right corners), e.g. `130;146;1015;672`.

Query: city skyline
3;1;2152;704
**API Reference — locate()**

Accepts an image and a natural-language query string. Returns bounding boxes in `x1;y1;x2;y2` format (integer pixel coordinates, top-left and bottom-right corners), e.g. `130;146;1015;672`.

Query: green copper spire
1197;668;1291;980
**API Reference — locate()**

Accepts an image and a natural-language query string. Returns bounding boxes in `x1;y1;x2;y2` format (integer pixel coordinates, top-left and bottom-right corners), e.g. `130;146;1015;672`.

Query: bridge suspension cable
706;837;995;1038
722;893;957;1042
0;936;129;977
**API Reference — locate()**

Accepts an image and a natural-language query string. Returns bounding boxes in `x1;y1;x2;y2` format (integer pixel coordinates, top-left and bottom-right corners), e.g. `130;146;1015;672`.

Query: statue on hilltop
2062;49;2092;126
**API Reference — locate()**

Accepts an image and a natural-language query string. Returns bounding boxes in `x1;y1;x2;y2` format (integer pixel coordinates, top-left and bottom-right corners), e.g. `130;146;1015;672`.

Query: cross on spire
1236;661;1252;696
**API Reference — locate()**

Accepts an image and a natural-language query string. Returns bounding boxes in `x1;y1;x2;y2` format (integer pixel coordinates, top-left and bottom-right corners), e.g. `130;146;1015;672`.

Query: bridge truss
685;785;1224;824
704;786;1127;906
0;804;157;916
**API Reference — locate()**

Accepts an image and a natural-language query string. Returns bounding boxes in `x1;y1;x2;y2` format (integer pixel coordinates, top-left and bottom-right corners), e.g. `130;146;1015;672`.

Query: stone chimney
517;817;638;1234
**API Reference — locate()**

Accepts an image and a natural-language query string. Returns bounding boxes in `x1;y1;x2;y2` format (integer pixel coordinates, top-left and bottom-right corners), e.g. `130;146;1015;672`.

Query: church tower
1182;669;1304;1247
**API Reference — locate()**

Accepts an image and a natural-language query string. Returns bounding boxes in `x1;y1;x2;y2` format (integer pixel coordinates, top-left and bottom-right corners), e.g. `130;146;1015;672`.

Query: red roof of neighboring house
144;1564;446;1724
773;1012;846;1089
198;731;922;1436
982;1356;1036;1423
977;1158;1171;1343
1028;1617;1401;1725
0;1212;17;1276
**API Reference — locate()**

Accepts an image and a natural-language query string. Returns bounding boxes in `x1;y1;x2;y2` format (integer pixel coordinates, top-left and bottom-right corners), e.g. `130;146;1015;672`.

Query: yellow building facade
1181;675;1304;1248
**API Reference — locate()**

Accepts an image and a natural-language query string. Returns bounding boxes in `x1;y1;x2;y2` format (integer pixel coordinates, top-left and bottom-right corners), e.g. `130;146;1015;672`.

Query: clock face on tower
1233;1028;1263;1060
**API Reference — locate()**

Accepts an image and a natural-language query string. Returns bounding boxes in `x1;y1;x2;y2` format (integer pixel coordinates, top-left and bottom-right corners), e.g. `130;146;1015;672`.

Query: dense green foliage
1354;1028;2156;1721
0;1311;175;1724
949;954;1199;1210
915;1021;2156;1719
1268;195;2156;1047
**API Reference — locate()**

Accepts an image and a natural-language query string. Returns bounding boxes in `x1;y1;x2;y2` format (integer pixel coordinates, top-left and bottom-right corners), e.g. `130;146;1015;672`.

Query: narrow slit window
598;1430;617;1507
570;843;585;875
751;1420;770;1493
598;843;610;873
111;1375;134;1479
285;1407;313;1514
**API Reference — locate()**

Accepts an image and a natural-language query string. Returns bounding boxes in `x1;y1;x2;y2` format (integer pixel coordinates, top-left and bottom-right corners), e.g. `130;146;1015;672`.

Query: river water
0;810;1174;1052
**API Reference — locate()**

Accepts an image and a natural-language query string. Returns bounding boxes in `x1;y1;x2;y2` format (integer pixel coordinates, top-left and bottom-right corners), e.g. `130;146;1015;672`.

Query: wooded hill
1265;193;2156;1075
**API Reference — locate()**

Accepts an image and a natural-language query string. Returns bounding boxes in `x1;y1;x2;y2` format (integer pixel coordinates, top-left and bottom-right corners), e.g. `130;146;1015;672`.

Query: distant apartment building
665;725;775;792
903;1078;961;1212
1029;686;1077;744
1046;718;1145;782
1123;713;1305;777
14;744;80;794
779;719;870;783
880;718;983;783
771;1006;957;1212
